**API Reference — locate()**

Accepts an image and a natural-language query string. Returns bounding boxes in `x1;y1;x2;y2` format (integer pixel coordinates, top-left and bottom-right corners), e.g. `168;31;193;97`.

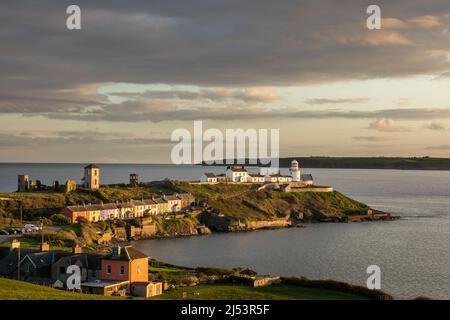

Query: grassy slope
1;180;370;224
153;283;367;300
0;277;368;300
0;277;115;300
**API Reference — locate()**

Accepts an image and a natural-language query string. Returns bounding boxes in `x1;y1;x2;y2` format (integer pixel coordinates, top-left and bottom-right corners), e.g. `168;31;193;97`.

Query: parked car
0;229;9;235
11;227;24;234
24;224;39;232
6;228;17;234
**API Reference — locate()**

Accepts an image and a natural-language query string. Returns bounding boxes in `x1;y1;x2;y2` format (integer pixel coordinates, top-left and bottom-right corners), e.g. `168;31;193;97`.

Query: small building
101;245;149;285
200;173;217;183
51;253;102;287
19;251;69;282
29;179;42;190
226;166;249;182
131;281;163;298
65;179;77;193
130;173;139;187
177;193;195;209
83;164;100;190
164;194;182;212
18;174;30;192
81;280;129;296
52;180;60;190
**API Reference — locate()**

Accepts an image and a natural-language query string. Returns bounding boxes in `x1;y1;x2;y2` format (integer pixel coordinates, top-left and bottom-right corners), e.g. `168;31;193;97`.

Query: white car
24;224;39;232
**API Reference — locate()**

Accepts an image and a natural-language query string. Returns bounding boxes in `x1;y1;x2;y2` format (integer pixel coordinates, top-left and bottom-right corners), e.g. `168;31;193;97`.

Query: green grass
0;236;73;252
152;283;368;300
0;277;118;300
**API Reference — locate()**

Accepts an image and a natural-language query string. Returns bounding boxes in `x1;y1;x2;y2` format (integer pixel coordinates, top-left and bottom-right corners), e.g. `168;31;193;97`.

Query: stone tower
289;160;301;182
83;164;100;190
130;173;139;187
18;174;30;192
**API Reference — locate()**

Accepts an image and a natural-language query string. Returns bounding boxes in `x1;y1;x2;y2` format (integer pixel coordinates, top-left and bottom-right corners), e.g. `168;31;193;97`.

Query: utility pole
19;202;23;226
17;243;21;281
40;218;44;246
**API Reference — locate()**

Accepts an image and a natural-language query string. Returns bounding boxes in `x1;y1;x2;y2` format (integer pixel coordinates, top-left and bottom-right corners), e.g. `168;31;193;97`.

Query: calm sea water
1;164;449;299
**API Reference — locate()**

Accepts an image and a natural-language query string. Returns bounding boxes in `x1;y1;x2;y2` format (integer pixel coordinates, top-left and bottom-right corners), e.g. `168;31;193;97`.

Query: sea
0;163;449;299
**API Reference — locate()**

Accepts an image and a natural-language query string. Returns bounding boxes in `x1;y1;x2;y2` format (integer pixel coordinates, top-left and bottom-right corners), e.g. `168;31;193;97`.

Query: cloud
352;136;391;142
408;15;442;29
0;131;170;147
425;122;446;130
306;98;369;105
425;144;450;150
368;118;409;132
0;0;450;120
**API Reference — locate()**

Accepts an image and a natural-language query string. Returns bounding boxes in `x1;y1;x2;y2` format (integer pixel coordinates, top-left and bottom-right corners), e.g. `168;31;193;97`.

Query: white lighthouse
289;160;301;182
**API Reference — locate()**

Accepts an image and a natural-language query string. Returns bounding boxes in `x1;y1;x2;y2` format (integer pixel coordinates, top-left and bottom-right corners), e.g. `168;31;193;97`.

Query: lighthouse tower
289;160;301;182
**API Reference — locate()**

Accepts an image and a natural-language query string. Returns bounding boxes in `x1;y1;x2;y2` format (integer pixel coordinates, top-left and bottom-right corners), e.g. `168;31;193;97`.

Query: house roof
0;248;36;276
21;251;69;269
204;173;216;178
228;167;248;173
177;193;193;199
84;164;100;169
301;174;313;181
103;246;148;261
56;253;103;270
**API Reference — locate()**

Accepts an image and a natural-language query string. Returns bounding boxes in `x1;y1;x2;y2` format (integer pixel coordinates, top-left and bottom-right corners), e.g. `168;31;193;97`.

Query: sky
1;0;450;163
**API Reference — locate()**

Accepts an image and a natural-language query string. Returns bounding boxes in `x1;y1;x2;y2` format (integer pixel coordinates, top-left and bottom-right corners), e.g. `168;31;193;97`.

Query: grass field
0;277;369;300
153;283;368;300
0;277;117;300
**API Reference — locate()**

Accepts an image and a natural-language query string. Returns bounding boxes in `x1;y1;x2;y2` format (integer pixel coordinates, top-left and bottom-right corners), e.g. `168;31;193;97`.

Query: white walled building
200;160;314;186
226;166;250;182
289;160;301;182
200;173;218;183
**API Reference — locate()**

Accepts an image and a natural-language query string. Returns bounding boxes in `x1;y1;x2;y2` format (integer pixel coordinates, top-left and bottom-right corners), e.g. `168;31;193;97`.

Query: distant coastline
202;157;450;171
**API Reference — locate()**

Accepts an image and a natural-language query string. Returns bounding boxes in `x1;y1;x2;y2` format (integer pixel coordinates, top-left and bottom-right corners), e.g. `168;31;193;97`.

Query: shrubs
281;277;394;300
50;214;71;225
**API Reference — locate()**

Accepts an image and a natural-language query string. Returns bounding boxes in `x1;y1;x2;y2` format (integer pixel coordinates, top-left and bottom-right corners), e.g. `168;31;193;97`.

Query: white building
200;173;218;183
289;160;301;182
200;160;314;186
226;166;250;182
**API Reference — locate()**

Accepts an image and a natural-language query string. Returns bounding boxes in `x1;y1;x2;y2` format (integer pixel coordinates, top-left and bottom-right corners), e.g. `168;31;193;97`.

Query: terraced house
61;193;195;223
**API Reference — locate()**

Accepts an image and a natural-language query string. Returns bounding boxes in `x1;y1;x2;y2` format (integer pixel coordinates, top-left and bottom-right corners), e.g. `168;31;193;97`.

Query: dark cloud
1;0;450;120
36;106;450;123
306;98;370;105
0;131;170;147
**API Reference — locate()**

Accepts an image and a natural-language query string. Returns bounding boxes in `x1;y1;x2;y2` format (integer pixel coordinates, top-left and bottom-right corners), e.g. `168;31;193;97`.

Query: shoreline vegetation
0;180;398;248
0;180;405;300
0;180;397;246
202;156;450;170
0;261;395;300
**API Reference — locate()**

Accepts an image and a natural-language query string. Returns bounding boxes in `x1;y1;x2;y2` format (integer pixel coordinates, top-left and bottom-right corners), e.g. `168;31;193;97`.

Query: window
25;263;30;273
137;264;141;275
120;265;125;275
107;265;111;274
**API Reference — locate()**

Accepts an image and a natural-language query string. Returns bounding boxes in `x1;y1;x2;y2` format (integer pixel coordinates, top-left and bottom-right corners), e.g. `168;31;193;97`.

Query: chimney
10;239;20;251
113;244;121;257
72;245;82;254
40;242;50;252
